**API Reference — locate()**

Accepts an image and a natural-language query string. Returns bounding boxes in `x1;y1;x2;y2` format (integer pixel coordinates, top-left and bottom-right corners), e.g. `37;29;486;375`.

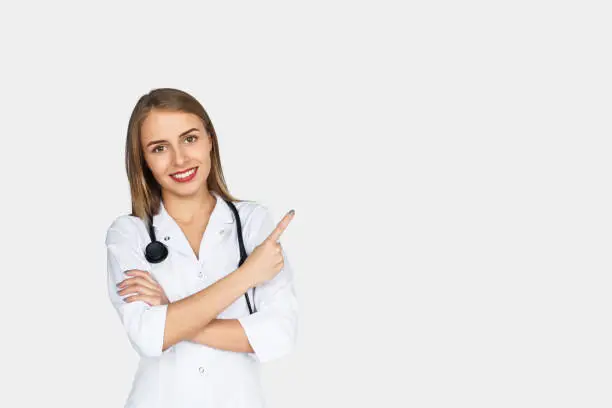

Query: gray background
0;1;610;407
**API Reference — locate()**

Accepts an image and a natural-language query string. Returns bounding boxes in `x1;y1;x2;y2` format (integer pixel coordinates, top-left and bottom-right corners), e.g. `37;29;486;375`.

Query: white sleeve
237;205;299;363
105;216;170;358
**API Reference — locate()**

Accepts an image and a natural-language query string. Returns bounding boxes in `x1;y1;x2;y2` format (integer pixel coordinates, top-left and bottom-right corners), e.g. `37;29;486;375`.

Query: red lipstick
170;167;198;183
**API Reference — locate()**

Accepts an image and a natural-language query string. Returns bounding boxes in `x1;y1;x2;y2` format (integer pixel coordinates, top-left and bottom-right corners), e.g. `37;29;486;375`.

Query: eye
185;135;198;143
152;145;165;153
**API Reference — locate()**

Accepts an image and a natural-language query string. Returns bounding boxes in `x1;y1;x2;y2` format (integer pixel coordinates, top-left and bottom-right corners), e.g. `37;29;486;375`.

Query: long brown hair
125;88;242;222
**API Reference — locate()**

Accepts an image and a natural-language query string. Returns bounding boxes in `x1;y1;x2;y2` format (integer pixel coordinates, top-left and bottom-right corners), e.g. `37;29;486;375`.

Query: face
140;109;212;199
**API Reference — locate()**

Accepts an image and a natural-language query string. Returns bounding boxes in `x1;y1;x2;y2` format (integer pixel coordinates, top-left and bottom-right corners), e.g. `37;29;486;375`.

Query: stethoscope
143;198;257;314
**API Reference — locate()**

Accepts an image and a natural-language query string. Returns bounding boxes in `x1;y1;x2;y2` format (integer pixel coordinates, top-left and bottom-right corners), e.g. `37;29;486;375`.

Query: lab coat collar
151;190;235;259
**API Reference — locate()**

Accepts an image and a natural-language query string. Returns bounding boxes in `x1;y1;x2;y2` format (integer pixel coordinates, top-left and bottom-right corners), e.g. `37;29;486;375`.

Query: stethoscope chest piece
145;220;169;264
145;240;169;263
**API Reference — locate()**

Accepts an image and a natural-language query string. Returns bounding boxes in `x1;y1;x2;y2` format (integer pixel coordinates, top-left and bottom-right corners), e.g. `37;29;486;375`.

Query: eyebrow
146;128;200;148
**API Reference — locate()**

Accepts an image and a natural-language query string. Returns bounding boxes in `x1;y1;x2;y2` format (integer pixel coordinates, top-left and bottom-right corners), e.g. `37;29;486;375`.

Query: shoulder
104;214;151;273
231;199;274;248
233;199;271;225
105;214;148;246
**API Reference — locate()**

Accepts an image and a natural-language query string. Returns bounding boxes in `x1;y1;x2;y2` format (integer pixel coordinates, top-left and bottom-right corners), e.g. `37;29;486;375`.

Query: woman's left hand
116;270;169;306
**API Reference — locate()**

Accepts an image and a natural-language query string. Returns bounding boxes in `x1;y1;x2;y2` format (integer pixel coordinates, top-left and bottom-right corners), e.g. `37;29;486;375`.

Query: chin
170;181;207;197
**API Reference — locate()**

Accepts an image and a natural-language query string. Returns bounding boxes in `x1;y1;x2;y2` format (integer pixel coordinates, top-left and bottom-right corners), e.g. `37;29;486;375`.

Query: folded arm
186;205;299;362
106;216;256;358
106;204;298;361
187;318;254;353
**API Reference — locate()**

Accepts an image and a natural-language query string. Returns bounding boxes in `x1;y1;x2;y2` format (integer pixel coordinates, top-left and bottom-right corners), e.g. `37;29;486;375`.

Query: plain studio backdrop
0;1;610;407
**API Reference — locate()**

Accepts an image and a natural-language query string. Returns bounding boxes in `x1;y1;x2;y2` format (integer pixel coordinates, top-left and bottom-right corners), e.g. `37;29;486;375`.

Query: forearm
187;318;254;353
162;266;253;352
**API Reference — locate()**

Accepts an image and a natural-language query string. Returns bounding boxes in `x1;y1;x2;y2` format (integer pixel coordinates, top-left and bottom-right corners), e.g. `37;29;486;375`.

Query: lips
170;167;198;182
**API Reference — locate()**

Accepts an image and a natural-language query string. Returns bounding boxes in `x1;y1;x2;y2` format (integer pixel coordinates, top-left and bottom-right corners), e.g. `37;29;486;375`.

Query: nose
173;146;189;167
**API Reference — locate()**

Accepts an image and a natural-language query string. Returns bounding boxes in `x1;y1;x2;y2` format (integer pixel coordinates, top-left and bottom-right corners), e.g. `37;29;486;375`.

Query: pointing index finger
267;209;295;242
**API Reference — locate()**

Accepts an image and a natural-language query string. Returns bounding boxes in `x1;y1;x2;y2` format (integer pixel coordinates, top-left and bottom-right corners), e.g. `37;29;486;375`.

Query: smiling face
140;109;213;199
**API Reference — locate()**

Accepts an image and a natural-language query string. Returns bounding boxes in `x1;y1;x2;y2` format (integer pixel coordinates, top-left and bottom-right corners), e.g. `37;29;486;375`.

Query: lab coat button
163;236;170;241
219;229;225;235
199;366;205;374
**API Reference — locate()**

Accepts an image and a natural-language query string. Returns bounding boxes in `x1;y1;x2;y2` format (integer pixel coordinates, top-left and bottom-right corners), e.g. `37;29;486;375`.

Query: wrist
235;264;257;290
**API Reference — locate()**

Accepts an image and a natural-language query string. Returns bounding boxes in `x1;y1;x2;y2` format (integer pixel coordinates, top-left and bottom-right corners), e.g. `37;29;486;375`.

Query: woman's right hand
241;209;295;286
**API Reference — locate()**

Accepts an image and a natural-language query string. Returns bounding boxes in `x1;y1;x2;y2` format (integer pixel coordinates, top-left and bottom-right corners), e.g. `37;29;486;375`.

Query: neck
162;189;217;225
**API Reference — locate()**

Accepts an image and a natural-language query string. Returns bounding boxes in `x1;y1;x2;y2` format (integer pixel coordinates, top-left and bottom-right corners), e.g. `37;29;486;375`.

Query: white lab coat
105;190;298;408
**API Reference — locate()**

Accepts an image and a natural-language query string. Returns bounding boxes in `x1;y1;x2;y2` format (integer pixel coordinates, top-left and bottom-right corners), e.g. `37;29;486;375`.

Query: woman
105;88;298;408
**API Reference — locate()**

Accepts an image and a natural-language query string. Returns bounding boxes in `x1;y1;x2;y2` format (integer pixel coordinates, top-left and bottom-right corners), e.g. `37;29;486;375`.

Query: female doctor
105;87;298;408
